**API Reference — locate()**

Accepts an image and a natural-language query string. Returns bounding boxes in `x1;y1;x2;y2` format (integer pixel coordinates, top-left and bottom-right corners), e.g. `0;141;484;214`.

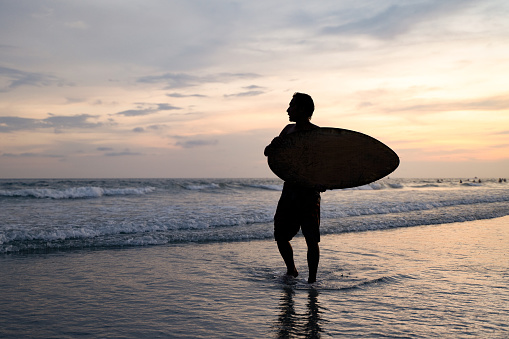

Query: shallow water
1;216;507;338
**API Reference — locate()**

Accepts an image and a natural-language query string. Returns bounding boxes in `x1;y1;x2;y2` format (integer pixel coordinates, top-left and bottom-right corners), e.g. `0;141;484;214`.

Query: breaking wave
0;186;156;199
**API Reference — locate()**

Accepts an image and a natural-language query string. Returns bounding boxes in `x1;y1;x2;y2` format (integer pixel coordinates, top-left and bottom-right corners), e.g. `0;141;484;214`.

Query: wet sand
1;216;508;338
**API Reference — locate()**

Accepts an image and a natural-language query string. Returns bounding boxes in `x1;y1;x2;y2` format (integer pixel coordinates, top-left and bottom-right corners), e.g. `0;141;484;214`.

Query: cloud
0;114;101;133
45;113;102;130
492;143;509;148
104;150;142;157
65;97;86;104
96;147;142;156
322;1;475;39
224;85;266;98
147;124;168;130
175;139;218;148
64;20;88;29
0;66;70;92
243;85;265;90
166;93;207;98
115;109;155;117
390;95;509;113
137;72;260;89
114;103;182;117
224;91;264;98
0;117;40;132
1;152;64;158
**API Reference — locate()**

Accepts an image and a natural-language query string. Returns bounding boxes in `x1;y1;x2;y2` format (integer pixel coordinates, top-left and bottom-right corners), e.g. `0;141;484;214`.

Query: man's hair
293;92;314;118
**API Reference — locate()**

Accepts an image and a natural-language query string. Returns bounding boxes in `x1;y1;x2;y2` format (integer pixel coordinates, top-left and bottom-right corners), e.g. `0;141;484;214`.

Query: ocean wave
322;193;509;219
182;183;221;190
183;182;284;191
1;178;508;254
343;182;384;190
244;184;283;191
2;205;508;254
461;182;483;187
0;186;156;199
411;184;440;188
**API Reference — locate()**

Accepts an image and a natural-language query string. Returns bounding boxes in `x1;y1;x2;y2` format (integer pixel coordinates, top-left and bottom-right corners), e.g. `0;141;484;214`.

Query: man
264;92;322;284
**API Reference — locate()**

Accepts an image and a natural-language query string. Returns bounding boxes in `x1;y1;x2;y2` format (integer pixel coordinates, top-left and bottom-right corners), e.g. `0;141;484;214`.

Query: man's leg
277;240;299;277
306;239;319;283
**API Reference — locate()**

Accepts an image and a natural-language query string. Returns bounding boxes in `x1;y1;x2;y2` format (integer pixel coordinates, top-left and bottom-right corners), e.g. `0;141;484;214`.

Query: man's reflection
275;287;323;338
304;288;321;338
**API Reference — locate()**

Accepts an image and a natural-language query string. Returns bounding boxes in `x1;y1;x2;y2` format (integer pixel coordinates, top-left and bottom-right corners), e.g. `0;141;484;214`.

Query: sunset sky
1;0;508;178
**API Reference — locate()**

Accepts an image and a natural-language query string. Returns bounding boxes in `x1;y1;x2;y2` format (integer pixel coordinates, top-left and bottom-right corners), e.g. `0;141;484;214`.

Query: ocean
1;177;508;253
1;177;508;338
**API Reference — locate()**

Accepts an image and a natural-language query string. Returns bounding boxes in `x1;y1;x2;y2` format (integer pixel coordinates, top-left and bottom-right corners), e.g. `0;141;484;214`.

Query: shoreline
2;213;508;256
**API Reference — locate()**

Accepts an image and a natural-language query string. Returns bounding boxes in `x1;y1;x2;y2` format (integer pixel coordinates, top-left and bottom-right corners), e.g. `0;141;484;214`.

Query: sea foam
0;186;156;199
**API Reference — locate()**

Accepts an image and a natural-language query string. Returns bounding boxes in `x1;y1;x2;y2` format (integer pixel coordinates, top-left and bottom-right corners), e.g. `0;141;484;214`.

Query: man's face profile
287;99;302;122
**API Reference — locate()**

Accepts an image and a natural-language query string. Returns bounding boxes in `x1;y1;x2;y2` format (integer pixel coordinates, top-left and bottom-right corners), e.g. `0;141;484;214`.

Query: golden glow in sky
1;1;508;178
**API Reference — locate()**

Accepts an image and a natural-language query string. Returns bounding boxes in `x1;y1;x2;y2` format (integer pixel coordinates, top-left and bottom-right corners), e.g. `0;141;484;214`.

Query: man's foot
307;275;316;284
286;268;299;278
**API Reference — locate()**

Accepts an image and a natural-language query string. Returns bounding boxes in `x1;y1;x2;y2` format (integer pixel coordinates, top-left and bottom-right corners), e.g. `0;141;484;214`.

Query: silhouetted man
264;92;322;284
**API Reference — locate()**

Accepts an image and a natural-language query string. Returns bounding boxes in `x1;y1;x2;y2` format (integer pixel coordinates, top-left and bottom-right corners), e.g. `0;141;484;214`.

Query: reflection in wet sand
275;287;324;338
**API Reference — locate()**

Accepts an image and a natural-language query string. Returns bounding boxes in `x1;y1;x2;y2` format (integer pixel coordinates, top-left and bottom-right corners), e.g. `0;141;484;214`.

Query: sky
1;0;509;179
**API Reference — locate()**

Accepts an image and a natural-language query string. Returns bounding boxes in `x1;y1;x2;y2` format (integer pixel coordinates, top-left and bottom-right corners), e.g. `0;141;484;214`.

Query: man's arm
264;125;293;156
278;124;293;137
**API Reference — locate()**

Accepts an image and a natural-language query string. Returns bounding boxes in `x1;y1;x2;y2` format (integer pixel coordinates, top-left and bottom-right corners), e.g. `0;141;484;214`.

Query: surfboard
266;127;399;189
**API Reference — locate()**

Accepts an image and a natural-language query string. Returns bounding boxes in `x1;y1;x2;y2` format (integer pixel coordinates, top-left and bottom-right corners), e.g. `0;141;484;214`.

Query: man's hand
264;136;283;156
314;184;327;192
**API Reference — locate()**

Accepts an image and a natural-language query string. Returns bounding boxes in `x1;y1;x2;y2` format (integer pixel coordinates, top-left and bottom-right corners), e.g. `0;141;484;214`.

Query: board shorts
274;182;321;243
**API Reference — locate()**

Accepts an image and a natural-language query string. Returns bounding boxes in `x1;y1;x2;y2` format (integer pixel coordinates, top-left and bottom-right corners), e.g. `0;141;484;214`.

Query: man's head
288;92;314;121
